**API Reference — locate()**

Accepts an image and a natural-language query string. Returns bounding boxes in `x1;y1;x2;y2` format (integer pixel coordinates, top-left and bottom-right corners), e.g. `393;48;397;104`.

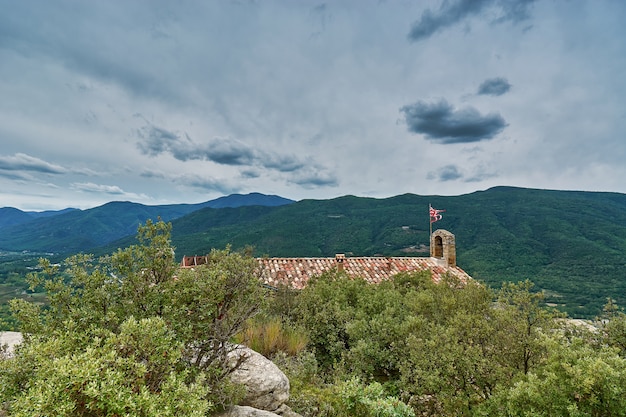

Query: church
180;229;471;289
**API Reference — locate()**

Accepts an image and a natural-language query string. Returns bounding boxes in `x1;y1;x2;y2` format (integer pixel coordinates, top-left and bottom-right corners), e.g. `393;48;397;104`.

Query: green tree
600;298;626;356
290;270;367;370
478;335;626;417
496;280;562;374
399;279;507;416
2;219;265;413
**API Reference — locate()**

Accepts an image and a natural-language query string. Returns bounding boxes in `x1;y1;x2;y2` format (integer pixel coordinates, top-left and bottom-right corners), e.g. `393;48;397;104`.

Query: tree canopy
1;220;266;415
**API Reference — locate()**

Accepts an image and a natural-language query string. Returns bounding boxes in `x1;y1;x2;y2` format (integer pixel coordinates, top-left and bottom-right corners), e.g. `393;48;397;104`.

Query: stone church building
180;229;471;289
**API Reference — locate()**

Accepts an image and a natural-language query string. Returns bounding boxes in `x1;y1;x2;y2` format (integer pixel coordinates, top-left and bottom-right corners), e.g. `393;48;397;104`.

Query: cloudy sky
2;0;625;211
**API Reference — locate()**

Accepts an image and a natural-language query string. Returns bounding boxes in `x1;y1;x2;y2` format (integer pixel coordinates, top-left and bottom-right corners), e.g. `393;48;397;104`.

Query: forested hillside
165;187;626;318
0;193;293;253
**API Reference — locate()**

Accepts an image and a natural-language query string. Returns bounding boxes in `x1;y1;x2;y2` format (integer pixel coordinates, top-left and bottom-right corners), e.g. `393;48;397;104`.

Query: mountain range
2;187;626;318
0;193;294;253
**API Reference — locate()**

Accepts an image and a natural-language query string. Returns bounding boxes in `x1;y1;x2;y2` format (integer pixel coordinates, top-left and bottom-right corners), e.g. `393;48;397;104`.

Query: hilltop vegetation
2;221;264;415
268;271;626;417
4;220;626;416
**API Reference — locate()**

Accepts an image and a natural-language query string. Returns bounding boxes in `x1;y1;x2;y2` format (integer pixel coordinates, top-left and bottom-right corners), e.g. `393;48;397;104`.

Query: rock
0;332;23;357
215;405;282;417
227;345;290;412
273;404;302;417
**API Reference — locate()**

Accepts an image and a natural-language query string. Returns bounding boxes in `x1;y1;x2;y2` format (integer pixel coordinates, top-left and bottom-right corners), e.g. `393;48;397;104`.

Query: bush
0;317;210;417
2;220;265;412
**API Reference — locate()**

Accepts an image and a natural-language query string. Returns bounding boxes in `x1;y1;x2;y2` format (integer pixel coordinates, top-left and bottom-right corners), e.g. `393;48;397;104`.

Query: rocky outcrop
215;404;301;417
226;345;291;412
215;405;281;417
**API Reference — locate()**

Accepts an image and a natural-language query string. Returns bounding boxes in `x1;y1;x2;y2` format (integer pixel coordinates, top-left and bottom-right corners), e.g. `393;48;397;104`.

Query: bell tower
430;229;456;267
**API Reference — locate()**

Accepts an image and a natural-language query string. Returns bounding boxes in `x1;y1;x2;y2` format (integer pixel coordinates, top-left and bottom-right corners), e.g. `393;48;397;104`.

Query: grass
235;316;309;357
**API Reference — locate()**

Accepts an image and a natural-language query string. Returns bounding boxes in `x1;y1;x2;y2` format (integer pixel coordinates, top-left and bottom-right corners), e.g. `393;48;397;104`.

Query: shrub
3;220;265;412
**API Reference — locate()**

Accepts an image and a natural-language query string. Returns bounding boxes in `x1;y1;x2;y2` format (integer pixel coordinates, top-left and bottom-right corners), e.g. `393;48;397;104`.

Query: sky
1;0;626;211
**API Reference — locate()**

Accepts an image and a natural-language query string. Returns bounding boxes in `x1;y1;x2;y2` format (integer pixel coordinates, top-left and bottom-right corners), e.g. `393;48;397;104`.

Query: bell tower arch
430;229;456;267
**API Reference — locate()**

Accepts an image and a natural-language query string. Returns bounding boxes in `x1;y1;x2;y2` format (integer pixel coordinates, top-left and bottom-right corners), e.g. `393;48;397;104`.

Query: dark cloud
139;170;166;179
0;153;67;174
137;126;182;156
175;174;240;195
289;167;339;188
408;0;537;42
137;126;255;166
136;124;332;180
427;165;464;182
0;171;30;181
262;153;305;172
400;99;507;143
478;77;511;96
240;169;261;179
177;138;255;166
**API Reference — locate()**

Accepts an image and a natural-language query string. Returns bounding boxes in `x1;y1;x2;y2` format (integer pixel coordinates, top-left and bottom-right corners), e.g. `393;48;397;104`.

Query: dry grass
235;317;308;357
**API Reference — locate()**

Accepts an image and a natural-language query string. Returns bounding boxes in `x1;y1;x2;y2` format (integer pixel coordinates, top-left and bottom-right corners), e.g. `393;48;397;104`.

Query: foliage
1;219;265;413
0;317;210;417
272;272;570;417
0;252;48;330
495;280;563;374
600;298;626;356
272;352;414;417
477;336;626;416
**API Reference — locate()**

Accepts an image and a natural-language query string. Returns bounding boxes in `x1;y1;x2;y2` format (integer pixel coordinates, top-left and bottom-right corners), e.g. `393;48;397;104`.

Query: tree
496;280;562;374
600;298;626;356
477;335;626;417
399;278;508;416
2;219;265;414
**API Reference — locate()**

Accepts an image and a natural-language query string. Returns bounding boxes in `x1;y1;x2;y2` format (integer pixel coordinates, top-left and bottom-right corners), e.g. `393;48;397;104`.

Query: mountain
0;207;79;229
0;193;294;253
201;192;294;208
0;207;34;229
27;207;80;219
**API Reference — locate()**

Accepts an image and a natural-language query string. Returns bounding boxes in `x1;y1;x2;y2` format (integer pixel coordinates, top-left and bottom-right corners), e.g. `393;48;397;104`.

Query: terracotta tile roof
256;255;472;289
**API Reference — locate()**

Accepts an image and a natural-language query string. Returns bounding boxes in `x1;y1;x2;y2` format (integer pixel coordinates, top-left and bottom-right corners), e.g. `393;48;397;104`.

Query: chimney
335;253;346;272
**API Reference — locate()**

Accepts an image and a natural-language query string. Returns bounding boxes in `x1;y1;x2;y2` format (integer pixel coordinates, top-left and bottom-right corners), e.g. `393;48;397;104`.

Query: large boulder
215;405;281;417
216;405;301;417
227;345;290;412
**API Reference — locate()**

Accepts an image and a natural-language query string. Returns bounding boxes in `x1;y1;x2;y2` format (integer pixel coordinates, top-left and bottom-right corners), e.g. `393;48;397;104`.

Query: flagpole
429;204;432;254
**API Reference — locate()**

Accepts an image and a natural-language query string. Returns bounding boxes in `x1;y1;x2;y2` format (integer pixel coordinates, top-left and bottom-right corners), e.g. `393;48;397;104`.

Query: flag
429;205;444;223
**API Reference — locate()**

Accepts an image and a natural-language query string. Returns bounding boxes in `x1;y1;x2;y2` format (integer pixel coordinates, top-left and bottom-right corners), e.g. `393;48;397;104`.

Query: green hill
0;193;294;253
163;187;626;318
